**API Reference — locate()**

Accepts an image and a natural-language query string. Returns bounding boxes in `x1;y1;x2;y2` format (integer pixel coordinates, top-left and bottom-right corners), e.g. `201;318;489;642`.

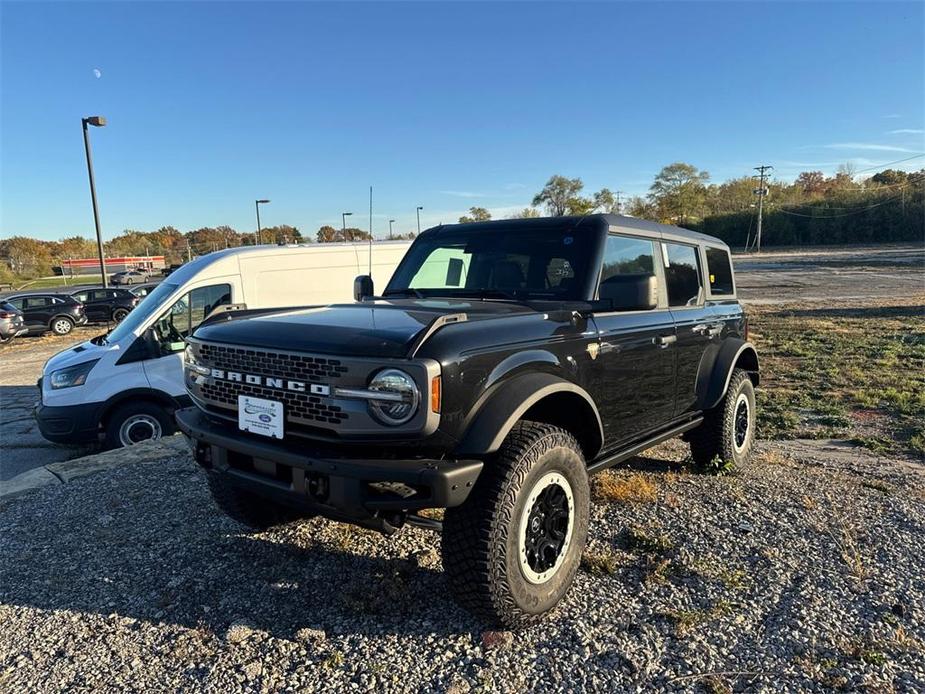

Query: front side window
664;243;702;307
705;247;734;295
598;235;658;309
152;283;231;346
386;226;596;301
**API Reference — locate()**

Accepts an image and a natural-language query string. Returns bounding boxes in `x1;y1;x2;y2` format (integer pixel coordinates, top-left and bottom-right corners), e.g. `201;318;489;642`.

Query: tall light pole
342;211;353;242
255;199;270;245
82;116;108;286
416;206;423;235
389;219;395;240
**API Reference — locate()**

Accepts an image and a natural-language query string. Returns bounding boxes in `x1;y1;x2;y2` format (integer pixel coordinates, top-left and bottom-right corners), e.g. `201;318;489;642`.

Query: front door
588;234;676;448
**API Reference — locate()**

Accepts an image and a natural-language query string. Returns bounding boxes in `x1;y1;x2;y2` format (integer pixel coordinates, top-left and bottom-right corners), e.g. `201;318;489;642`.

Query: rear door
663;242;712;416
9;296;49;330
589;233;676;447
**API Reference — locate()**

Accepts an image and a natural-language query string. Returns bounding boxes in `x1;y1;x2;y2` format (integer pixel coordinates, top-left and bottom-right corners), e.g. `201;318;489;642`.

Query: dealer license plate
238;395;284;439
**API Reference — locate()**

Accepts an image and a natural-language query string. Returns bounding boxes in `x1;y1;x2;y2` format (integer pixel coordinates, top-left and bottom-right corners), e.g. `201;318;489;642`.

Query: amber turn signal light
431;376;442;413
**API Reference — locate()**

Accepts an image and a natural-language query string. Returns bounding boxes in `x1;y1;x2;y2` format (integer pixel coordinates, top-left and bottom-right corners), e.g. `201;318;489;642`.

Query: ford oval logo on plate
259;414;272;423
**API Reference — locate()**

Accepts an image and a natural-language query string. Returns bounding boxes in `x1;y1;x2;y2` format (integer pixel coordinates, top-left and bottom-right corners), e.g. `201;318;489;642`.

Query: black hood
192;299;535;357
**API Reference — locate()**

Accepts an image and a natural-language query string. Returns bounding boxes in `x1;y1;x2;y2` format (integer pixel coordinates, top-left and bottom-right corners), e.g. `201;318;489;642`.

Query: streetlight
81;116;108;287
416;206;423;235
255;199;270;245
342;211;353;242
389;219;395;240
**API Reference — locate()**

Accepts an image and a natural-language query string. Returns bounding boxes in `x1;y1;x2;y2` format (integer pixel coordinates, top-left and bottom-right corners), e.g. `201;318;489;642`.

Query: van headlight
367;369;419;425
49;359;100;389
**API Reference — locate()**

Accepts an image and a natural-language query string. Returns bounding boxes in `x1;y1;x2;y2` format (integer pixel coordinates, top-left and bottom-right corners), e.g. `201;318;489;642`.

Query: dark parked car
177;215;759;628
4;294;88;336
127;282;160;299
111;270;150;285
0;301;28;344
68;287;139;323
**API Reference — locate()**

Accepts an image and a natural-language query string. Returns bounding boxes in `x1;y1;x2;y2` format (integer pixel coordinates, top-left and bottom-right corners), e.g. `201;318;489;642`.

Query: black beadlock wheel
442;421;590;628
206;472;307;532
688;368;756;469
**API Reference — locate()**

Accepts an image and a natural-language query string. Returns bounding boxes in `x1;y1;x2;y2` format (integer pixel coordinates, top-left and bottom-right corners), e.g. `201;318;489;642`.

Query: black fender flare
99;388;191;426
454;372;604;458
697;339;760;411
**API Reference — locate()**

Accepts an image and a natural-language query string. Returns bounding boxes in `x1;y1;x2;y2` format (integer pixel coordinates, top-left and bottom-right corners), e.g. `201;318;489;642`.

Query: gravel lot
1;439;923;692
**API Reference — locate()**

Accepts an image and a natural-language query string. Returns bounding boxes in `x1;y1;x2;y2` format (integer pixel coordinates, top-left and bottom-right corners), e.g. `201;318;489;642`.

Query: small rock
481;630;514;651
295;626;326;644
98;514;114;527
243;660;262;680
226;622;254;644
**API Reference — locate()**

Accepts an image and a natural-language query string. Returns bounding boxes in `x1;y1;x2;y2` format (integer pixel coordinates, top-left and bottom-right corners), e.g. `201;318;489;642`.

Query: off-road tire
50;316;74;336
207;472;306;531
442;421;590;628
688;368;756;470
103;401;175;450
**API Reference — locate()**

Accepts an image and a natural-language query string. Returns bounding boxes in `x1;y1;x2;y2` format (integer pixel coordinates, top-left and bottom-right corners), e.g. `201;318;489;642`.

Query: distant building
56;255;166;276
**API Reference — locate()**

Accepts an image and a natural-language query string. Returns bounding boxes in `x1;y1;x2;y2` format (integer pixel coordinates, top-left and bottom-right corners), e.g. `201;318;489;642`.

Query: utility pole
615;190;625;214
753;165;773;253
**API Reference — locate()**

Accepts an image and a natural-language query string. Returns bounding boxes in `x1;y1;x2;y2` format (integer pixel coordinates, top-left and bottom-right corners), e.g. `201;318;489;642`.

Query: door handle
693;322;724;338
654;334;677;348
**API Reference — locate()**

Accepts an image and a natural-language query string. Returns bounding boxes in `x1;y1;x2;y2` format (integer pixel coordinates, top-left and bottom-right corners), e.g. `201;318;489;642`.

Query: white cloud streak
822;142;919;153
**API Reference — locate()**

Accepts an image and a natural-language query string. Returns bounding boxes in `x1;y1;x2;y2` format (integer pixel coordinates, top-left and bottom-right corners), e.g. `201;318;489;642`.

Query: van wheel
112;307;130;322
104;401;175;449
688;368;756;471
207;472;306;531
51;316;74;335
442;421;590;628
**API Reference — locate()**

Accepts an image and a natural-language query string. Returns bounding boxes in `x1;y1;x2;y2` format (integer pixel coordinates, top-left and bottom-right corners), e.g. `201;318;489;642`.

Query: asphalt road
1;244;923;482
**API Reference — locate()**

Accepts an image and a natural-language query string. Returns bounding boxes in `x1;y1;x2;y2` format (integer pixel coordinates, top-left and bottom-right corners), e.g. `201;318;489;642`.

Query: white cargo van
35;241;411;448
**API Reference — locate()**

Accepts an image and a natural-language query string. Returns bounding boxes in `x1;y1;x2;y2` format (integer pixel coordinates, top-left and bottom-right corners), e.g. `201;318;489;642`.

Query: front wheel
50;316;74;336
112;307;130;322
104;401;175;449
442;421;590;628
688;368;756;470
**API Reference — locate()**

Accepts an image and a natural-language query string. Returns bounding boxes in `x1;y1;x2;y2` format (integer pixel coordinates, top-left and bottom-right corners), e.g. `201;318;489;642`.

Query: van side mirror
597;274;658;311
354;275;374;302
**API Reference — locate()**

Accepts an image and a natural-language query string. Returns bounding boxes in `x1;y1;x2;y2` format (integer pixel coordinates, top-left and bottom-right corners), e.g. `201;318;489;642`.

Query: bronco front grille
198;343;348;383
200;381;348;425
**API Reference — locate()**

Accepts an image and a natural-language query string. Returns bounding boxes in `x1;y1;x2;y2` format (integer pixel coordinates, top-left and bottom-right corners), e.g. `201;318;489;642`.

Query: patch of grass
689;558;749;590
695;454;735;476
321;650;345;670
860;479;893;494
581;549;621;576
593;472;658;503
661;599;732;636
750;299;925;455
623;525;673;554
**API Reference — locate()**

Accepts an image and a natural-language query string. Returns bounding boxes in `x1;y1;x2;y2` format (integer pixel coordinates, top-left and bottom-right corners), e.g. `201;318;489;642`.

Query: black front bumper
34;400;102;444
175;407;483;529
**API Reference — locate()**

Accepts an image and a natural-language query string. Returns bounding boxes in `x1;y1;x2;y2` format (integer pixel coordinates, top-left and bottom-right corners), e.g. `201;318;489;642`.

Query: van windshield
105;282;180;344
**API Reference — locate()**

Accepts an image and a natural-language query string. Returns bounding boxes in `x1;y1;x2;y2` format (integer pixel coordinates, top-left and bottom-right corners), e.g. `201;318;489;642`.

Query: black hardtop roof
423;213;728;249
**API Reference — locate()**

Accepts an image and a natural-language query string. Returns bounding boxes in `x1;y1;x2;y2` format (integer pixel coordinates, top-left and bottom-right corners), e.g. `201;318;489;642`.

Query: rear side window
24;296;51;309
705;247;734;295
663;243;702;307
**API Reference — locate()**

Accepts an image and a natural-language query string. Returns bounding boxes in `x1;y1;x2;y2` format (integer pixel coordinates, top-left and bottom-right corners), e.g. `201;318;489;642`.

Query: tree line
456;164;924;248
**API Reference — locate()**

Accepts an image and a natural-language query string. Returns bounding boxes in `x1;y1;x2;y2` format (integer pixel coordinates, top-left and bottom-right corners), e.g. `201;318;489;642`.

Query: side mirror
597;274;658;311
354;274;374;302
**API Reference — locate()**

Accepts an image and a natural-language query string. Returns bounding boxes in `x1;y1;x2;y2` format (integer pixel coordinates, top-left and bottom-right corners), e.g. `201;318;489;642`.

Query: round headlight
368;368;419;426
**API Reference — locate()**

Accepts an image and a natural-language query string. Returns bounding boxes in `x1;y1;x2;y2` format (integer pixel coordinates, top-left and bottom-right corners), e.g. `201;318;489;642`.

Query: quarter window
663;243;702;307
705;247;734;295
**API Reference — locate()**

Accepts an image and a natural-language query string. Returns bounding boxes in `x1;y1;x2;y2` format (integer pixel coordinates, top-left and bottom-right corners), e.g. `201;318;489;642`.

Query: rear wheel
50;316;74;336
442;421;590;628
104;401;175;449
0;333;12;345
207;472;306;531
688;368;756;470
112;307;130;322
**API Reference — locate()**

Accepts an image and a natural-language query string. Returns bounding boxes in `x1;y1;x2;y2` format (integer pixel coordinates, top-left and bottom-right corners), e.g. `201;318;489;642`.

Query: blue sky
2;1;923;241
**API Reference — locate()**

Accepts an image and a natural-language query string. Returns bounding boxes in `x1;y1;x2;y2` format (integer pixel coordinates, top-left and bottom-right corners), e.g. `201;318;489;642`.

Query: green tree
511;207;540;219
0;236;54;277
648;162;710;223
870;169;908;186
532;175;585;216
458;207;492;223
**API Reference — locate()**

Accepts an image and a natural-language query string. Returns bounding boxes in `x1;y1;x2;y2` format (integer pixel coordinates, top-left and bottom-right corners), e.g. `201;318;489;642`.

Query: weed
661;600;732;636
593;472;657;503
581;549;620;576
860;479;893;494
689;559;749;590
321;650;345;670
696;454;735;476
624;526;673;554
852;436;895;454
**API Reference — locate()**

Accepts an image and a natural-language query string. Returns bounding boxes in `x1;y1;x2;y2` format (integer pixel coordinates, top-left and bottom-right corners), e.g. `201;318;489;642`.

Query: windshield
105;282;180;343
384;226;595;301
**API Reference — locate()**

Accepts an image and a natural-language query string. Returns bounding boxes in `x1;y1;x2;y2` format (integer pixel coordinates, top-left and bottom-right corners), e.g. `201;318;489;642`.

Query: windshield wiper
458;288;524;302
382;288;425;299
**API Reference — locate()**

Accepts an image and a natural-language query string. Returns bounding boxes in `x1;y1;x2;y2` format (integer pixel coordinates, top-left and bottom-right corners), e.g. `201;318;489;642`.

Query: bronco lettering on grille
209;368;331;396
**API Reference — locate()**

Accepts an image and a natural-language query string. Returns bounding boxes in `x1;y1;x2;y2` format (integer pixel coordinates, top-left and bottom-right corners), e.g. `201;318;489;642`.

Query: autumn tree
648;162;710;223
532;175;585;216
458;207;492;223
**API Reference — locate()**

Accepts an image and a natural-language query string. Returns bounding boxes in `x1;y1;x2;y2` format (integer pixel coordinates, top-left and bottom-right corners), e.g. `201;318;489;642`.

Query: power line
753;165;772;253
774;190;909;219
851;153;925;175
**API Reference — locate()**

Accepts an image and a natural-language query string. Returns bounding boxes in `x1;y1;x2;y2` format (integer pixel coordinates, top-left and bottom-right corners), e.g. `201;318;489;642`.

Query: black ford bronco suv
176;214;759;627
